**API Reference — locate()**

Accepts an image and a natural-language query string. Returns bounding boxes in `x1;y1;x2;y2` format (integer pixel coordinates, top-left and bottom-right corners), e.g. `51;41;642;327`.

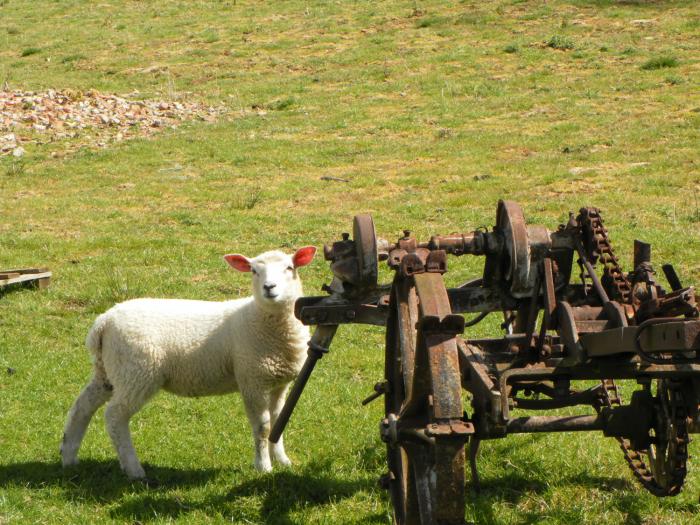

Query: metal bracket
425;420;475;438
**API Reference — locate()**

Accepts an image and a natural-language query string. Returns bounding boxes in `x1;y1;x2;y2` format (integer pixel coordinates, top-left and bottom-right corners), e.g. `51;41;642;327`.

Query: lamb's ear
223;254;252;272
293;246;316;268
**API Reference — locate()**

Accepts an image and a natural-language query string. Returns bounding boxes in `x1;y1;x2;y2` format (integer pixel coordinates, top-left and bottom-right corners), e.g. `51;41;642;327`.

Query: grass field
1;0;699;523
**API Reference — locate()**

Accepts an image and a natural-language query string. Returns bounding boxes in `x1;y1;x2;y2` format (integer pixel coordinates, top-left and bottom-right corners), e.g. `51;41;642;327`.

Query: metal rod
634;240;652;269
506;415;605;433
269;324;338;443
575;239;610;304
662;264;683;291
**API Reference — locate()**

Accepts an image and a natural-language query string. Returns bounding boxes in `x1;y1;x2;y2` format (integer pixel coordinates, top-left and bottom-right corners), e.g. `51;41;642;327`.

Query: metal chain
596;379;689;496
578;208;632;303
581;210;689;495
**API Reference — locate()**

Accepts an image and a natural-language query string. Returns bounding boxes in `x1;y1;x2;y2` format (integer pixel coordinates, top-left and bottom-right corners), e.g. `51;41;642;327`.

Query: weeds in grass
201;29;220;43
61;54;86;64
691;191;700;223
4;161;25;176
20;47;41;57
504;44;518;54
410;0;425;17
416;16;447;28
231;187;263;210
436;128;452;139
266;97;296;111
641;56;678;70
546;35;575;50
456;12;489;25
172;211;202;226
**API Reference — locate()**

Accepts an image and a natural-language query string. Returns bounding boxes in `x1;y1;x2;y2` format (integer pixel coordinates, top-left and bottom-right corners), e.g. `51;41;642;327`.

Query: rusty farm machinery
269;201;700;525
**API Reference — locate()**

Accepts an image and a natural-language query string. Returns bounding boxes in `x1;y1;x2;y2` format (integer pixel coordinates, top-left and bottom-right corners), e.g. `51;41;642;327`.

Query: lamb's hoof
60;444;79;467
134;477;160;488
275;456;292;467
254;461;273;473
61;457;79;468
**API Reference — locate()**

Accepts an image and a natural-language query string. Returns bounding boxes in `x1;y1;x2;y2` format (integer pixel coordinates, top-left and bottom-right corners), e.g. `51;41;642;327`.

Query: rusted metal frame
523;271;543;352
662;264;684;292
634;317;700;364
526;258;558;360
512;387;602;410
386;272;466;525
269;324;338;443
506;415;605;434
412;272;468;525
498;363;700;424
295;295;389;326
542;258;557;329
413;272;464;421
396;278;426;419
581;318;700;358
406;443;436;525
383;281;422;525
456;340;503;424
423;232;485;256
447;286;518;315
574;238;610;304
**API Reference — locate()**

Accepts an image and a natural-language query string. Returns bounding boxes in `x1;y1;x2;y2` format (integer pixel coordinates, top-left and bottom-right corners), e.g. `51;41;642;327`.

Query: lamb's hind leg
104;386;156;480
61;374;113;466
269;384;292;466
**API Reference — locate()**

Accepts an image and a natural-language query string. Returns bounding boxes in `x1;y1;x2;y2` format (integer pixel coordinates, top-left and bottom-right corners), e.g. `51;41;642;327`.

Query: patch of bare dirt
0;89;225;157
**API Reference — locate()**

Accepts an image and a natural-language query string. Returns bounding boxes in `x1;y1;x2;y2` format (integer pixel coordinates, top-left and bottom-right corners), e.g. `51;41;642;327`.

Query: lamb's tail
85;312;109;355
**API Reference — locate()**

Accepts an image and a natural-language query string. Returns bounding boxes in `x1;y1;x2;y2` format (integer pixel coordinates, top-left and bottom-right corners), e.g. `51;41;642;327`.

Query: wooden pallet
0;268;51;289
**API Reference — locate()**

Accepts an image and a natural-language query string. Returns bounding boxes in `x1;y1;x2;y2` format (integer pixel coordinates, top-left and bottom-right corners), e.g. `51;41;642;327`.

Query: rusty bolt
378;472;394;490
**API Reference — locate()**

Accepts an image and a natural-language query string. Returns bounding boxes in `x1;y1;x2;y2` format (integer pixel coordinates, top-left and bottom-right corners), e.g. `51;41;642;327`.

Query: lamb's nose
263;283;276;292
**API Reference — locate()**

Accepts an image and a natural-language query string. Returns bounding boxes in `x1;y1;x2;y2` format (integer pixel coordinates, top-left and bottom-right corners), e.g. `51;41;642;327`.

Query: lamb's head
224;247;316;310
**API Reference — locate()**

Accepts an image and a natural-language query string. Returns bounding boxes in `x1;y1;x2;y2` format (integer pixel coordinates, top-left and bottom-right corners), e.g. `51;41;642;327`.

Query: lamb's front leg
269;384;292;466
242;389;272;472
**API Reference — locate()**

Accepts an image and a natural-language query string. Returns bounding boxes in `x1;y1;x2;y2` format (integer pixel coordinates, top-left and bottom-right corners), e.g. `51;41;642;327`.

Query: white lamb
60;246;316;479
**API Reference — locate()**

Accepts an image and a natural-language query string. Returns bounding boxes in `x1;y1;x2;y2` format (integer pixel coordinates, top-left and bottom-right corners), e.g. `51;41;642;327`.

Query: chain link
597;379;688;496
579;209;689;495
578;208;632;303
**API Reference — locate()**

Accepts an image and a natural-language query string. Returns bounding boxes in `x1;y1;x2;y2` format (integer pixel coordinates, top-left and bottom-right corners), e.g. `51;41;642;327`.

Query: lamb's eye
251;268;257;275
287;266;294;272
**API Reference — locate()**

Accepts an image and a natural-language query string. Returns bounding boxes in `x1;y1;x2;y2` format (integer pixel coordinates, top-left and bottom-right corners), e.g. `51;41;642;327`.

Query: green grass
19;46;41;57
641;56;679;70
1;0;700;523
546;35;576;50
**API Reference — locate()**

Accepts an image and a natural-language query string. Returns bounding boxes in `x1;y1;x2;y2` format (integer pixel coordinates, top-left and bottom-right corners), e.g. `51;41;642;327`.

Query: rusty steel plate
496;200;530;297
353;214;379;289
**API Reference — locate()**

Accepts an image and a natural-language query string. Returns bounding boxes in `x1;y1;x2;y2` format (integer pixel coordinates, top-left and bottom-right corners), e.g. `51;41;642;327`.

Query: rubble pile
0;89;224;157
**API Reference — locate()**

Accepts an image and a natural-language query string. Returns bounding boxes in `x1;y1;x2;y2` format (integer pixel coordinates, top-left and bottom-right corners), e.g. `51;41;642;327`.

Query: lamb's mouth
264;292;278;299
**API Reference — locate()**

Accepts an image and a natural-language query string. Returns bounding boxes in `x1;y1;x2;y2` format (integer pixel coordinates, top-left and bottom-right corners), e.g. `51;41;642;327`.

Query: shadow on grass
0;459;220;502
109;458;381;523
469;467;699;525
